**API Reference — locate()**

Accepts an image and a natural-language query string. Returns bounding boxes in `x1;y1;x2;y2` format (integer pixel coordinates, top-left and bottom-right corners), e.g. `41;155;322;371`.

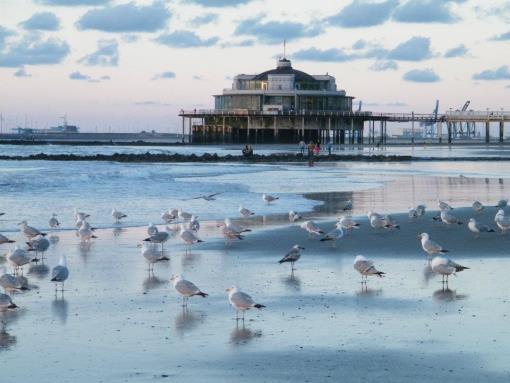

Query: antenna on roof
283;39;286;59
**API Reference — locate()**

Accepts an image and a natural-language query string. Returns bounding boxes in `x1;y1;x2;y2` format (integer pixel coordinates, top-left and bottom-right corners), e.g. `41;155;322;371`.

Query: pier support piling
485;121;490;143
500;121;504;143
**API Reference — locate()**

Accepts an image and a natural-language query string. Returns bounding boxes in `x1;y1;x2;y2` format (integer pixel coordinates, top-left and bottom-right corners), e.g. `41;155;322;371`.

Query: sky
0;0;509;133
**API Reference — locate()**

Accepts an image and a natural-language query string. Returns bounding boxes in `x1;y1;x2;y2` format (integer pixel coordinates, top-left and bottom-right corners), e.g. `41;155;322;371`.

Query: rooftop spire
283;39;286;59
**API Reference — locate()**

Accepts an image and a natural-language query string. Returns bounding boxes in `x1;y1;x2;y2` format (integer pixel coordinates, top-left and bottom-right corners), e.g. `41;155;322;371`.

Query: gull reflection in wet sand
142;274;167;292
28;262;50;280
356;285;383;297
0;328;16;351
113;227;125;237
175;307;205;336
0;309;24;350
433;288;468;302
230;322;262;346
78;242;93;262
49;235;60;244
52;298;69;324
422;263;436;286
281;272;301;291
181;252;201;269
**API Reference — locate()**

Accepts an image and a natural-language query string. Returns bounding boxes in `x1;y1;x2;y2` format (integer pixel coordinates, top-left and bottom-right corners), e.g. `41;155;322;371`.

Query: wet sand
2;182;510;381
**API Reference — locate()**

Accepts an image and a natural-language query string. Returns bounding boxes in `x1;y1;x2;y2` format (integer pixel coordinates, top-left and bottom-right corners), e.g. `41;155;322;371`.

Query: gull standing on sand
78;221;97;242
300;220;324;238
436;210;463;226
320;224;344;247
226;286;265;320
7;247;33;275
74;210;90;221
278;245;305;271
438;201;453;211
353;255;385;283
416;204;426;217
495;210;510;233
179;224;203;251
262;193;278;204
147;223;158;236
343;200;353;211
170;274;208;306
239;205;255;217
220;225;244;245
161;209;178;223
18;220;46;238
178;208;192;222
141;243;169;272
0;266;28;291
224;218;250;233
468;218;495;238
26;236;50;260
143;231;170;251
111;208;127;223
49;214;60;229
383;215;400;229
289;211;302;222
430;256;469;284
370;214;392;230
0;293;17;311
418;233;449;256
0;233;15;245
496;199;508;208
188;215;200;233
337;215;360;231
472;201;484;213
408;208;418;219
51;255;69;293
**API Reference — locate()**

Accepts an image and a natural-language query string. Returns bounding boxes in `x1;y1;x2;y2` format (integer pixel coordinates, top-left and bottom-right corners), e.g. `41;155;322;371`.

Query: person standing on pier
299;140;306;155
308;141;316;167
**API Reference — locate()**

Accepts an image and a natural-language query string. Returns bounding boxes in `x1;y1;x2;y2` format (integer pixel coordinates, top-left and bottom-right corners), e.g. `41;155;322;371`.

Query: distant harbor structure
179;57;510;145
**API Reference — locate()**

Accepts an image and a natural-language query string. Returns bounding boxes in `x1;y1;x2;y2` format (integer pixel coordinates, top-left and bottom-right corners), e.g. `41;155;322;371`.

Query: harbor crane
421;100;439;137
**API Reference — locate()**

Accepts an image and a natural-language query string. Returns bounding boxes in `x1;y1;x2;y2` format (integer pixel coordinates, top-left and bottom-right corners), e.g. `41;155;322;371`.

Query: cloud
37;0;111;5
134;101;172;106
78;39;119;66
327;0;399;28
0;33;70;67
155;30;218;48
444;44;467;58
472;66;510;80
491;31;510;41
221;39;256;48
69;71;91;80
387;36;431;61
370;60;398;71
191;13;218;25
76;1;170;32
364;101;407;107
235;18;322;44
393;0;466;23
482;3;510;22
121;34;139;43
193;75;204;80
293;47;355;62
187;0;251;7
13;67;31;77
19;12;60;31
152;71;176;80
403;68;440;82
99;75;110;80
0;26;15;47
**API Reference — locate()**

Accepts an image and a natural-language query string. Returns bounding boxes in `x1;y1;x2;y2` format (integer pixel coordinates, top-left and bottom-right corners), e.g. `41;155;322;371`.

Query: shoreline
3;152;510;162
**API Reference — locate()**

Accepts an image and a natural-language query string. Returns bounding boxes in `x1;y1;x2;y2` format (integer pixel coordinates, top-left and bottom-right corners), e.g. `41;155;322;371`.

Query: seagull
430;256;469;284
278;245;304;271
75;217;86;229
188;215;200;233
437;210;462;225
224;218;250;233
468;218;495;237
239;205;255;217
111;208;127;223
0;293;17;311
78;221;97;242
416;204;426;217
472;201;484;213
367;210;383;220
18;220;46;238
50;255;69;293
343;200;353;211
226;286;265;321
289;211;302;222
262;193;278;204
408;208;418;219
74;210;90;221
143;231;170;251
185;192;222;201
496;199;508;208
0;233;15;245
320;224;344;247
438;201;453;211
495;210;510;233
353;255;385;283
141;243;169;272
147;223;159;236
383;215;400;229
49;213;60;228
178;208;192;222
337;216;360;231
300;220;324;238
26;236;50;260
161;209;178;223
0;212;5;217
220;226;244;245
0;266;28;291
418;233;448;256
369;215;392;230
179;224;203;251
7;247;34;275
170;274;208;306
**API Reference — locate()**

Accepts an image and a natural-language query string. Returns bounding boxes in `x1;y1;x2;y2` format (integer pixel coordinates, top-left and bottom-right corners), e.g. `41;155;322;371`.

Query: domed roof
253;58;317;82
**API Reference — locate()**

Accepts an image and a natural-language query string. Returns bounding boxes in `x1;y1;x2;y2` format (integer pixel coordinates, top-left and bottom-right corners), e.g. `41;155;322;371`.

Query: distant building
179;57;366;144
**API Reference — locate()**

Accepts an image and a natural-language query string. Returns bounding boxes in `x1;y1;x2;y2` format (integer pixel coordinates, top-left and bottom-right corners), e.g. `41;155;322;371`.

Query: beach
2;156;510;382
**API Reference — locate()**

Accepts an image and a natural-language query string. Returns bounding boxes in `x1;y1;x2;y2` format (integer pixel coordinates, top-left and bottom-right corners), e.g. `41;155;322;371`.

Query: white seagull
7;247;33;275
496;199;508;208
472;201;484;213
220;226;244;245
178;208;192;222
78;221;97;242
495;210;510;233
430;256;469;284
188;215;200;233
170;274;208;306
26;236;50;260
262;193;278;204
179;224;203;251
239;205;255;217
370;215;392;230
0;293;17;311
141;243;169;272
416;204;426;217
18;220;46;238
186;192;222;201
0;233;15;245
224;218;250;233
343;200;353;211
226;286;265;320
436;210;463;226
0;266;28;291
161;209;178;223
438;201;453;211
49;213;60;228
147;223;159;236
51;255;69;293
353;255;385;283
74;210;90;221
337;215;360;231
320;224;344;247
408;208;418;219
143;231;170;251
418;233;449;256
289;211;302;222
111;208;127;223
300;220;324;238
468;218;495;237
278;244;305;271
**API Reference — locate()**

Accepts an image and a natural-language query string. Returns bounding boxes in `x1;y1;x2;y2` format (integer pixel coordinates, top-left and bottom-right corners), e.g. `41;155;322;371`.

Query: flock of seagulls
1;194;508;321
